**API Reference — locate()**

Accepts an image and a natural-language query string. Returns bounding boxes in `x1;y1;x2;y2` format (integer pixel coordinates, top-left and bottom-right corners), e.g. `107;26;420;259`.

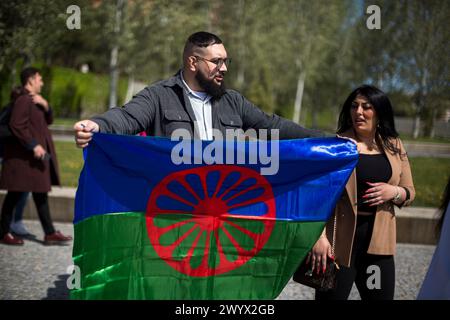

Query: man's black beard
195;71;226;98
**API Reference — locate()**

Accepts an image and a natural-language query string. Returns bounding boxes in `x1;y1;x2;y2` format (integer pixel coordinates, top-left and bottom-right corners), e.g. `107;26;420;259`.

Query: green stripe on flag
71;212;325;300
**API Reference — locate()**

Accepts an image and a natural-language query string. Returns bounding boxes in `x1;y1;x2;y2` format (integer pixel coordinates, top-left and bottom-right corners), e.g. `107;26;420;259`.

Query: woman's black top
356;153;392;213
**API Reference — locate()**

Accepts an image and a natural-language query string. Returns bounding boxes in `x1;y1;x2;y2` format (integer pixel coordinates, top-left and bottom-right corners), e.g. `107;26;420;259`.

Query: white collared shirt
180;72;213;140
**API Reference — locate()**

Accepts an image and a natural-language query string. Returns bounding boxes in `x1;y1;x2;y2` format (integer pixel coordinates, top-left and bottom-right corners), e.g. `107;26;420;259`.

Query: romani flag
71;133;357;299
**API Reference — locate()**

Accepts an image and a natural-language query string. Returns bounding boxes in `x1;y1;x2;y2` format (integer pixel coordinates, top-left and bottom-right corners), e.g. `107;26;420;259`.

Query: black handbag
293;213;339;291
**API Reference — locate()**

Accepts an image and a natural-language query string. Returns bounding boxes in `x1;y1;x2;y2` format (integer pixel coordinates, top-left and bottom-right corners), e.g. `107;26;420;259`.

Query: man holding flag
71;31;358;300
73;31;324;145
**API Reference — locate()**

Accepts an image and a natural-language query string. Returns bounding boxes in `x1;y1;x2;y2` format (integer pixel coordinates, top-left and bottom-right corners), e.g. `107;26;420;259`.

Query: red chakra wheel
146;164;276;277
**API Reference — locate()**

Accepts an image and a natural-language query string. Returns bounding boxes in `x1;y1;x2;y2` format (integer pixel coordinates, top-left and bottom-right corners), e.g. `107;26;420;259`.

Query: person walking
73;31;324;146
0;67;72;245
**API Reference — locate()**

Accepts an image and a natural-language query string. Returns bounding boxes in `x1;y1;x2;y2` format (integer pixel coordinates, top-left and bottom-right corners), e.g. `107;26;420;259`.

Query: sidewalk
402;141;450;158
0;220;435;300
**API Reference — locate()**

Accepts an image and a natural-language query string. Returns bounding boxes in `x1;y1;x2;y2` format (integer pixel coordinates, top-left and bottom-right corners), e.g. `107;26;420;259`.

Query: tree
274;1;349;126
400;0;450;138
0;1;67;76
353;0;449;138
108;0;126;108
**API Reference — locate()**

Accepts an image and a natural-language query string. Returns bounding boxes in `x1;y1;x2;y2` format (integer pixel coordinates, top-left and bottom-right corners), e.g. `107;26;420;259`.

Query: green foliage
0;0;68;70
302;108;337;132
0;64;127;117
54;141;84;188
0;0;448;137
0;69;12;107
47;66;127;118
246;65;275;113
409;158;450;207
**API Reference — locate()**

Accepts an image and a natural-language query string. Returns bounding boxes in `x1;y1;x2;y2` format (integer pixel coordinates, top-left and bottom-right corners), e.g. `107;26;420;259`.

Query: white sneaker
10;221;30;236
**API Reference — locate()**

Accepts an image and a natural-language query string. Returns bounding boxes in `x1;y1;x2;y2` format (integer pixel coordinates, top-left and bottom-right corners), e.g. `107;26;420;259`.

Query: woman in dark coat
0;67;72;245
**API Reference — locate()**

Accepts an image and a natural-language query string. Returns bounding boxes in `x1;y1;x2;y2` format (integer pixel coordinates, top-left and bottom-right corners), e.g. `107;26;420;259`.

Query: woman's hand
31;94;49;111
306;236;333;274
364;182;398;206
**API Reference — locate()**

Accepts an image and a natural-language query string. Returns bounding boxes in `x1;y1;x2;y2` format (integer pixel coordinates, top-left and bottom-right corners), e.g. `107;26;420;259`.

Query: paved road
0;220;436;300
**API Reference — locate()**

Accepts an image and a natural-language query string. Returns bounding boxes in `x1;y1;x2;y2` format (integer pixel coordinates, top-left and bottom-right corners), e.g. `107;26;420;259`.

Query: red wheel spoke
176;178;202;202
212;171;228;198
219;225;253;256
147;164;276;277
158;189;197;208
219;175;248;200
214;228;232;264
223;220;260;242
166;224;199;256
223;185;262;203
158;218;196;236
182;229;204;265
197;231;212;272
198;171;208;199
151;209;193;215
227;193;271;211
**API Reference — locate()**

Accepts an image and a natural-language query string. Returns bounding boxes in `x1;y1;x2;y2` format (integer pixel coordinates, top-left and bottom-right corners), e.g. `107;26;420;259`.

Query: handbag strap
331;213;337;258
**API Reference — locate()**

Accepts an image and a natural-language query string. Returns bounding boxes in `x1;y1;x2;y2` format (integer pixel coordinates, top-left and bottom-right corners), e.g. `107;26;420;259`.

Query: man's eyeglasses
194;55;232;69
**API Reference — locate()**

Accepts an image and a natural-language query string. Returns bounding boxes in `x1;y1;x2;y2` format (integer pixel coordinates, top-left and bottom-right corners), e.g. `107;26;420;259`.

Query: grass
53;118;80;126
409;157;450;207
54;141;84;188
52;140;450;208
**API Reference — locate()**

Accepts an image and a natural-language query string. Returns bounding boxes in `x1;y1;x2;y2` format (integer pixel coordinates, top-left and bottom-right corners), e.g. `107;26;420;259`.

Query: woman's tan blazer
325;130;415;267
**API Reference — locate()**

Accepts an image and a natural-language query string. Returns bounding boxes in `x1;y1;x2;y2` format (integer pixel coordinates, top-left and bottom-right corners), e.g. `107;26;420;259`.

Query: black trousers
0;191;55;237
316;214;395;300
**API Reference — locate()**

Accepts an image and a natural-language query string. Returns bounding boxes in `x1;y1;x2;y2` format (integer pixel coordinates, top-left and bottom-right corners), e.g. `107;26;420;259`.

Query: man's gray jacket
91;71;324;139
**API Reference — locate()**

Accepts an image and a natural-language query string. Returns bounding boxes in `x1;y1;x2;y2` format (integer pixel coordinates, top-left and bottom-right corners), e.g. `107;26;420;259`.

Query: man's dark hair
186;31;222;48
337;84;401;156
183;32;223;63
20;67;40;86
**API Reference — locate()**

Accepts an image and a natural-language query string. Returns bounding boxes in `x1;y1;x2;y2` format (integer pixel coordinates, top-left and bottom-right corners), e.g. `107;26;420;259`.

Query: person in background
303;85;415;300
3;87;31;236
417;177;450;299
9;192;30;236
0;67;72;245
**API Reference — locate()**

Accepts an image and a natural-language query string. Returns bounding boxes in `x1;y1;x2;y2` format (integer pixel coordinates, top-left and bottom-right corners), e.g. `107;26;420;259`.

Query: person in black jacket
4;87;31;236
74;31;324;146
0;68;72;245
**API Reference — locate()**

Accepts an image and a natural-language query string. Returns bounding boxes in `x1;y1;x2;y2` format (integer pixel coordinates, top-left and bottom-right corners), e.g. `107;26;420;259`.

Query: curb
0;189;440;245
